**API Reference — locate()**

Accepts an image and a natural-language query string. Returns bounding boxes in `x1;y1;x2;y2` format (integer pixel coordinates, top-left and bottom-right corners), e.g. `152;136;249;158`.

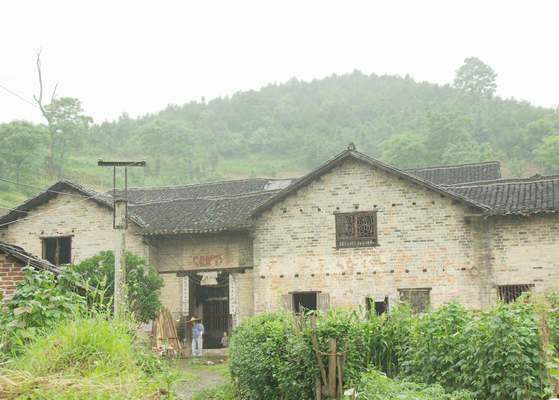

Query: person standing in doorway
190;316;204;357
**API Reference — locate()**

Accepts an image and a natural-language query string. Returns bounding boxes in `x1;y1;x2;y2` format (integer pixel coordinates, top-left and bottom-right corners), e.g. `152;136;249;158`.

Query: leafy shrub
401;302;471;388
75;250;163;322
454;302;550;399
360;303;415;378
357;369;474;400
229;313;289;399
0;266;86;354
229;299;558;399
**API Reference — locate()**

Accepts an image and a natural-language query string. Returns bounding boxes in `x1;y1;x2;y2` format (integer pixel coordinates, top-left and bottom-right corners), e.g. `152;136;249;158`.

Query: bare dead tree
33;50;59;175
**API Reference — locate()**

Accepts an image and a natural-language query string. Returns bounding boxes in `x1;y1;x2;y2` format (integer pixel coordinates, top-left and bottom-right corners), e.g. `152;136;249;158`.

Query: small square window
366;297;389;315
335;211;377;248
293;292;317;313
42;236;72;265
398;288;430;313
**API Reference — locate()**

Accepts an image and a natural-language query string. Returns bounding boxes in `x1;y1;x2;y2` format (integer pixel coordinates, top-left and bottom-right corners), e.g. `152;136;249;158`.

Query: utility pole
98;160;146;317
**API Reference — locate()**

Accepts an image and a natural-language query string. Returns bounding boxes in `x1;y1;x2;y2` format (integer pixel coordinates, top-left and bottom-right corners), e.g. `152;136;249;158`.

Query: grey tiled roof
131;190;284;235
405;161;501;185
447;175;559;216
113;178;293;203
120;179;294;234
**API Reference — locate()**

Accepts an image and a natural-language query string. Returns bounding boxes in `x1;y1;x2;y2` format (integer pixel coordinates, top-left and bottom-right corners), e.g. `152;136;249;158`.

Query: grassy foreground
0;316;178;399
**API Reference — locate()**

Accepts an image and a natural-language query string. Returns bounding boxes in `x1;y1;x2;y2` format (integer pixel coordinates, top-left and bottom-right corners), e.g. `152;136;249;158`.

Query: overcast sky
1;0;558;124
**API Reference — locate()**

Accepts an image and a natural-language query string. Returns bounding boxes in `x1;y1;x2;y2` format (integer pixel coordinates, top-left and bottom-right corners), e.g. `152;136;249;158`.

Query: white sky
1;0;558;124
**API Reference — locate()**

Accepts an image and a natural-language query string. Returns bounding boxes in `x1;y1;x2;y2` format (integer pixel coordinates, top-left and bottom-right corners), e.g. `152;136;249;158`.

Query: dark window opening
498;284;533;303
42;236;72;265
336;211;377;248
399;288;430;313
366;297;389;315
293;292;317;313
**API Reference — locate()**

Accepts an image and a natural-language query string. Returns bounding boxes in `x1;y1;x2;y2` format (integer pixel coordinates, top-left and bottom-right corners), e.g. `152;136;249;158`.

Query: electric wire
0;190;110;229
0;176;98;197
0;201;28;213
0;83;40;109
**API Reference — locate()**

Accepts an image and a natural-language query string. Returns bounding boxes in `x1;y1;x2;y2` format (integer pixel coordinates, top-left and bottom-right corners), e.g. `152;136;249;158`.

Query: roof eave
0;180;146;229
141;224;254;237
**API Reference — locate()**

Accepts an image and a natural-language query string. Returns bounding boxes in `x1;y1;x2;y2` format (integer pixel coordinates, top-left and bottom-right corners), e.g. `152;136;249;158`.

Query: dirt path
174;360;226;400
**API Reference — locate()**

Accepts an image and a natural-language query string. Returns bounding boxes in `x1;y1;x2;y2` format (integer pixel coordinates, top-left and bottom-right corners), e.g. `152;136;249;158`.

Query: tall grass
1;315;175;399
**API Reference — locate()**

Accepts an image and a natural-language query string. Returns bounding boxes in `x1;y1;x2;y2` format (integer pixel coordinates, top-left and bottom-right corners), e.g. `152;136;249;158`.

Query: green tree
533;135;559;173
0;121;44;183
423;112;473;164
523;116;559;152
43;97;92;176
139;119;194;178
380;132;429;168
75;251;163;323
441;139;501;165
453;57;498;98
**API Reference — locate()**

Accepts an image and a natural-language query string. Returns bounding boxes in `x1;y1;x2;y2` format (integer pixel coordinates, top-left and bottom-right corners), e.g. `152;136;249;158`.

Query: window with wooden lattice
398;288;431;313
335;211;377;248
497;284;533;303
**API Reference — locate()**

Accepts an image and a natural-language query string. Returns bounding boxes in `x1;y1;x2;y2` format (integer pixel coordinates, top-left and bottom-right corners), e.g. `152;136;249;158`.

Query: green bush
357;369;474;400
454;302;550;399
75;250;164;322
401;302;471;388
360;303;415;379
229;312;289;399
0;266;87;354
228;299;558;399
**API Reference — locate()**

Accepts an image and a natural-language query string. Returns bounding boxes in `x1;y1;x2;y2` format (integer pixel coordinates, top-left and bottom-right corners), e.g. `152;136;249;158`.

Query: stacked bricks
0;252;25;300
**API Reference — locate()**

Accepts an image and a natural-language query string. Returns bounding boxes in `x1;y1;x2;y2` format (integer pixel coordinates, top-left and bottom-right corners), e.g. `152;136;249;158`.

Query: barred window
398;288;431;313
497;284;533;303
335;211;377;248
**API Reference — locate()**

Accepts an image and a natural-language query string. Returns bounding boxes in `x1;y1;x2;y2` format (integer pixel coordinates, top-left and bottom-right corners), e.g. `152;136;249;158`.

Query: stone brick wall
0;252;25;300
230;270;254;326
159;272;182;314
149;233;252;273
489;214;559;297
1;191;148;264
253;158;483;313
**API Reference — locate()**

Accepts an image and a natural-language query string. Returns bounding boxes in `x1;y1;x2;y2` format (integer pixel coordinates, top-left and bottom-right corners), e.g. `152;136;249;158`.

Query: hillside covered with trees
1;58;558;209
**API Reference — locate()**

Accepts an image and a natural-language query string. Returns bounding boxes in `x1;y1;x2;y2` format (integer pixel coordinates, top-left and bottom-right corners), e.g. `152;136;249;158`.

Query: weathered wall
159;272;183;315
253;158;483;313
490;214;559;295
148;233;253;324
1;192;147;263
149;233;252;273
0;252;25;300
230;270;254;326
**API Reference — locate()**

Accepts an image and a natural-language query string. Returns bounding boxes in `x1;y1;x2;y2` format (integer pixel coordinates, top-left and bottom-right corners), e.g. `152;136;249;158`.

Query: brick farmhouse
1;147;558;346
